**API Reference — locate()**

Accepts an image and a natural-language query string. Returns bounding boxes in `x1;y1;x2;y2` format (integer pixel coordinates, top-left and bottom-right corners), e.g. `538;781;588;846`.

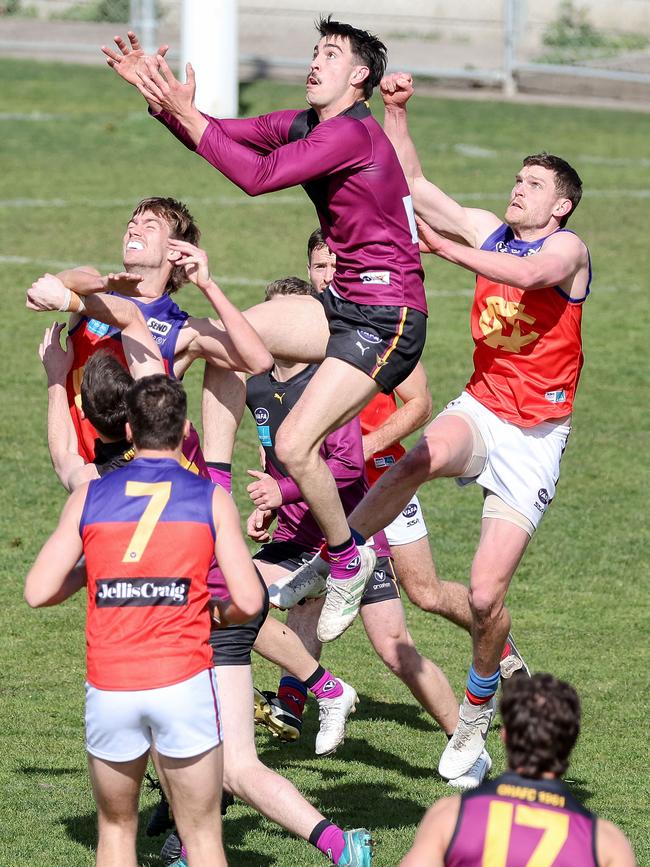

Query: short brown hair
307;228;330;264
500;673;581;778
81;351;132;440
316;16;387;100
522;153;582;226
126;375;187;451
264;276;317;301
130;197;200;294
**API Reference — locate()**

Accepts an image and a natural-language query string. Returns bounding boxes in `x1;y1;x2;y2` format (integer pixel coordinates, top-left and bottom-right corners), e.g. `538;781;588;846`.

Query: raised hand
380;72;415;108
135;54;196;118
39;322;74;383
167;239;210;289
101;31;169;88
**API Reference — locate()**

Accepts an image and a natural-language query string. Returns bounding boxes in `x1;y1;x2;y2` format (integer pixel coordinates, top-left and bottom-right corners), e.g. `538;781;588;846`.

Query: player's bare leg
253;565;356;754
216;664;339;832
275;357;380;545
202;364;246;464
360;598;458;735
287;598;324;659
243;295;331;363
88;751;148;867
390;536;472;631
469;519;529;678
254;612;323;680
439;519;529;781
157;747;226;867
347;414;477;540
272;357;381;641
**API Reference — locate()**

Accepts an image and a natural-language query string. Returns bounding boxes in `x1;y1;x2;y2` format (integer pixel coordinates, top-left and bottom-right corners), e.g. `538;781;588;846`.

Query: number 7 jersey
79;457;215;691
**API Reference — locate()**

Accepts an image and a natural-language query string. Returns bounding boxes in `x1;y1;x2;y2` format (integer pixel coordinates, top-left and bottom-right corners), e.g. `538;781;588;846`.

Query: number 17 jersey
446;772;597;866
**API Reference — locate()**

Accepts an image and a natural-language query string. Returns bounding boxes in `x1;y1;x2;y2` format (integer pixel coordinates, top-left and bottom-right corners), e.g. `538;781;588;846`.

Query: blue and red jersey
67;291;207;474
80;456;215;690
446;772;597;866
467;224;591;427
155;102;427;315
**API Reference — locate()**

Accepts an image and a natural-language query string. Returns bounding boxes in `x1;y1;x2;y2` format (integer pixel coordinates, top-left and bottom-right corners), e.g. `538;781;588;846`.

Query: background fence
2;0;650;103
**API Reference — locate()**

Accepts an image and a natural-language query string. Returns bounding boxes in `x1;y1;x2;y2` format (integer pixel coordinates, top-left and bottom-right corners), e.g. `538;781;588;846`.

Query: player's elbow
246;348;274;376
24;585;48;608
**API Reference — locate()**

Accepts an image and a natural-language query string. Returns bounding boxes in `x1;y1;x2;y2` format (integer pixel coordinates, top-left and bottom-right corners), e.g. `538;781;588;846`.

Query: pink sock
207;465;232;494
309;670;344;701
315;824;345;864
328;538;361;581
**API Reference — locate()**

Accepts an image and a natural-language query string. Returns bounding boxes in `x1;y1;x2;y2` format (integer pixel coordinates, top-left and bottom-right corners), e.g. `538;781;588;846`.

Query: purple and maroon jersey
446;772;597;867
80;456;215;691
246;365;390;557
67;292;207;475
155;103;427;314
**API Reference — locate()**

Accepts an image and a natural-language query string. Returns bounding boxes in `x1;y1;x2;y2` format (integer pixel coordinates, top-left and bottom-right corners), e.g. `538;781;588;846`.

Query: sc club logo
479;296;540;353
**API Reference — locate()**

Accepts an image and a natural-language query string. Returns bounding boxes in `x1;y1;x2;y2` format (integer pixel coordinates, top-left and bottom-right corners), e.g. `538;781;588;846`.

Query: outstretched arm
25;485;87;608
27;274;164;377
39;323;98;492
381;73;500;247
134;55;369;195
417;218;589;296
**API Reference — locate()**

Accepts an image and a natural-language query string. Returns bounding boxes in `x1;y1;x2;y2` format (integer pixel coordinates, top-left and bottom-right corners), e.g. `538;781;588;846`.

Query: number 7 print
122;481;172;563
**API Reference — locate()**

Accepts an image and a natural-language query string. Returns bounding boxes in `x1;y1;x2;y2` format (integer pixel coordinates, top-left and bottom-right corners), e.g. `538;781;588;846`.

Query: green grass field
1;57;649;865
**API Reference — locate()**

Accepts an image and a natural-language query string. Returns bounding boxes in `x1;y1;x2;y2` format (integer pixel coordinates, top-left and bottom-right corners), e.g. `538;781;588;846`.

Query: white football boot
438;697;496;780
316;546;376;642
315;679;359;756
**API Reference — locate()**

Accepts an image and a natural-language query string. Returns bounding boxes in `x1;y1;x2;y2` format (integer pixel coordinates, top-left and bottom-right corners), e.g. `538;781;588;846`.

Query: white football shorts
384;494;428;546
85;667;222;762
438;391;571;532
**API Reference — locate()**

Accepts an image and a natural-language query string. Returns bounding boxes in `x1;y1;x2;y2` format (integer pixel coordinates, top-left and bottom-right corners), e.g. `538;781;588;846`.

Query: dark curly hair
500;672;581;778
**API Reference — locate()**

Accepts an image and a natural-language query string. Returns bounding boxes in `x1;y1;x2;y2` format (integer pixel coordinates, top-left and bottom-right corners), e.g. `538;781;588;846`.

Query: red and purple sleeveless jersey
79;456;215;690
446;772;598;867
67;292;207;474
359;392;406;486
245;365;390;557
155;103;427;314
466;224;591;427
